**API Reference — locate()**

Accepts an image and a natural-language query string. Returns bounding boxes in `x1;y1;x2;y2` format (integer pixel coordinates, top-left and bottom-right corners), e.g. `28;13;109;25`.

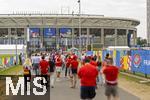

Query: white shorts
56;67;62;73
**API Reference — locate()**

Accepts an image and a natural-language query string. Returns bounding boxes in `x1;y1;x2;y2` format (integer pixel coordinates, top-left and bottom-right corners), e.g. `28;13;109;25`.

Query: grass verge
0;54;15;58
119;72;150;86
0;65;23;75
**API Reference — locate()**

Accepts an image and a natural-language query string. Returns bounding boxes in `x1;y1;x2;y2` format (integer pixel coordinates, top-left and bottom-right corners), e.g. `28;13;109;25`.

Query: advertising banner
127;33;131;47
86;51;93;56
44;28;56;37
131;50;150;74
59;28;72;37
29;28;40;38
116;50;121;67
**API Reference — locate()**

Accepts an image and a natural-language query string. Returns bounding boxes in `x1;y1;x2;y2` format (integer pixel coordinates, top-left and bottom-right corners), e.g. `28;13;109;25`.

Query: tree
137;37;147;46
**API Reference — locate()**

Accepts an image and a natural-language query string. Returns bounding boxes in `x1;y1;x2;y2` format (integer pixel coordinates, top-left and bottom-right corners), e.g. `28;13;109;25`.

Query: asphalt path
7;72;140;100
50;77;140;100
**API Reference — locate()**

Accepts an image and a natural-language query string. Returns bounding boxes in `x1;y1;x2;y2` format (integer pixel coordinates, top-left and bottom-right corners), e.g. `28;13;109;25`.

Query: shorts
56;67;62;73
80;86;96;99
33;63;39;69
105;84;119;97
71;68;77;74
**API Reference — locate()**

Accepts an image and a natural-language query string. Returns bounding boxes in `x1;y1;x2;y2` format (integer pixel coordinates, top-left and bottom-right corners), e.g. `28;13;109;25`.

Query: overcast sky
0;0;147;38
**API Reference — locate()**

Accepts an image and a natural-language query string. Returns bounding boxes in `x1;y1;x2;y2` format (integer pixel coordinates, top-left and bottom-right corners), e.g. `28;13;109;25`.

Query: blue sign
86;51;93;56
29;28;40;37
127;33;131;47
116;50;121;67
44;28;56;37
59;28;72;37
131;50;150;74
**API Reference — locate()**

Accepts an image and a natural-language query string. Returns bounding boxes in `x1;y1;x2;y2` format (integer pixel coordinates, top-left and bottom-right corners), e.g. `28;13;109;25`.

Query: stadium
0;14;140;53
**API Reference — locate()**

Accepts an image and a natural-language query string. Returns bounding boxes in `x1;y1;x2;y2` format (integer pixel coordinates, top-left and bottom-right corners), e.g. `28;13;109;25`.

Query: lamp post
72;11;74;48
78;0;81;52
15;36;18;65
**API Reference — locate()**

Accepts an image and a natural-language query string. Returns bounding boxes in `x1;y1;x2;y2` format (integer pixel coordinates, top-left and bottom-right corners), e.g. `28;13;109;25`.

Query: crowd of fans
23;50;119;100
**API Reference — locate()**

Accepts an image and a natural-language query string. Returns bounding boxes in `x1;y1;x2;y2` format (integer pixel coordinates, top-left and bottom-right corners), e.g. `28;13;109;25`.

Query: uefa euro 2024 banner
131;50;150;74
29;28;40;38
59;28;72;37
44;28;56;37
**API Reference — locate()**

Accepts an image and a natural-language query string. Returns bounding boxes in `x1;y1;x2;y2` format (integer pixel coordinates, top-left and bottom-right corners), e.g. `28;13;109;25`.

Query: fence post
145;74;147;78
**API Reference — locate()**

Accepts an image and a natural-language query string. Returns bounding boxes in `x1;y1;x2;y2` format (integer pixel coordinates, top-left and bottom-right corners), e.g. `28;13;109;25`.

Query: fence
0;55;19;69
86;49;150;76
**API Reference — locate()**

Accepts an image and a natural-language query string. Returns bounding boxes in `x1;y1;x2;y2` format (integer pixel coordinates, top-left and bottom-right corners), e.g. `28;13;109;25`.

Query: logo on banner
133;54;141;68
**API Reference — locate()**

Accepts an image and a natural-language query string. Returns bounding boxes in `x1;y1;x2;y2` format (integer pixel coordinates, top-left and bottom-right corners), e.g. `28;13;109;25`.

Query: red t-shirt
90;61;97;67
39;60;49;74
103;65;119;84
78;63;98;86
70;59;79;69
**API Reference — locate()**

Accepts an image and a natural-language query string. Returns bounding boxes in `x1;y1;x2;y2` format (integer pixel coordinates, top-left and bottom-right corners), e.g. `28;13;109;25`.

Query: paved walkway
51;77;140;100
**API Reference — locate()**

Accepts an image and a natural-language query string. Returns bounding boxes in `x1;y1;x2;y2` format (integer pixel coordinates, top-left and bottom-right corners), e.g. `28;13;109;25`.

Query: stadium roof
0;14;140;28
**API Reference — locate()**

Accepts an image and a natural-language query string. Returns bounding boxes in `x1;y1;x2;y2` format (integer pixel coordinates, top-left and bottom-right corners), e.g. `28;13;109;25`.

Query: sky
0;0;147;38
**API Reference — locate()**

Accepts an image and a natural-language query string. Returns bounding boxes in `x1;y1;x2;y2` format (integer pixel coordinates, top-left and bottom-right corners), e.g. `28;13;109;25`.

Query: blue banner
127;33;131;47
131;50;150;74
86;51;93;56
116;50;121;67
44;28;56;37
29;28;40;37
102;50;112;61
59;28;72;37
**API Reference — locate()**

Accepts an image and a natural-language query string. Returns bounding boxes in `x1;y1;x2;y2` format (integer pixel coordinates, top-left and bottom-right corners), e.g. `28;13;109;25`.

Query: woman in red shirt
55;55;62;80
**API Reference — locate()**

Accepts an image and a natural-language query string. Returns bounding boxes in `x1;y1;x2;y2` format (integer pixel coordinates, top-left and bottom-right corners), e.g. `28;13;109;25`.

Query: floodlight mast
78;0;82;52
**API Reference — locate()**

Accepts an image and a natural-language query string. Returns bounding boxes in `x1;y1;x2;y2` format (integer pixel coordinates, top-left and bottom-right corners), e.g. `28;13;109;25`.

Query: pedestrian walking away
102;58;119;100
49;57;56;88
23;57;32;91
78;58;98;100
70;56;79;88
39;55;50;89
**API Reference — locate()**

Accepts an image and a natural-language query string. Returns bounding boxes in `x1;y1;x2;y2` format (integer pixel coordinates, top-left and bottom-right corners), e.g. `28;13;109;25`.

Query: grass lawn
0;54;15;58
0;65;23;75
119;72;150;86
120;70;150;79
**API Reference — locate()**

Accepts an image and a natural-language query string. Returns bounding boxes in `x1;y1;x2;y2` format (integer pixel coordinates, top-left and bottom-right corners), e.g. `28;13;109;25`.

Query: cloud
0;0;147;38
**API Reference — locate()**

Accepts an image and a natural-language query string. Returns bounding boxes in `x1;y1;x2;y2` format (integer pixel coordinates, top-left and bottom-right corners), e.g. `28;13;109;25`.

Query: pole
27;26;30;57
72;11;74;48
15;37;18;65
78;0;81;52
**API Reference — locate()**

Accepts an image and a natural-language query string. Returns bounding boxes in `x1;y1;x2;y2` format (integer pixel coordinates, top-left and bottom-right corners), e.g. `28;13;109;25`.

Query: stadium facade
147;0;150;45
0;14;140;52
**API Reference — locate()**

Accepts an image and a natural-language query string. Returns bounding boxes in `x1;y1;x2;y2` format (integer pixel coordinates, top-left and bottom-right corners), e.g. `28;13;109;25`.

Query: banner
131;50;150;74
86;51;93;56
44;28;56;37
29;28;40;38
59;28;72;37
116;50;121;67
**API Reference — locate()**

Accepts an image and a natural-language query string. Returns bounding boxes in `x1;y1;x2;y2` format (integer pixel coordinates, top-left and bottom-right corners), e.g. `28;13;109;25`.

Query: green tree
137;37;147;46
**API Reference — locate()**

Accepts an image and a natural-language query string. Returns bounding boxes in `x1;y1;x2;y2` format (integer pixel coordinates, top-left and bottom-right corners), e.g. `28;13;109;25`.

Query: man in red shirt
90;57;97;67
70;56;79;88
102;58;119;100
78;58;98;100
39;55;49;88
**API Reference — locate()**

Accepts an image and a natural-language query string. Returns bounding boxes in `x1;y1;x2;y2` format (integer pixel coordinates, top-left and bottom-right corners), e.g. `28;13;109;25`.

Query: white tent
0;45;26;54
